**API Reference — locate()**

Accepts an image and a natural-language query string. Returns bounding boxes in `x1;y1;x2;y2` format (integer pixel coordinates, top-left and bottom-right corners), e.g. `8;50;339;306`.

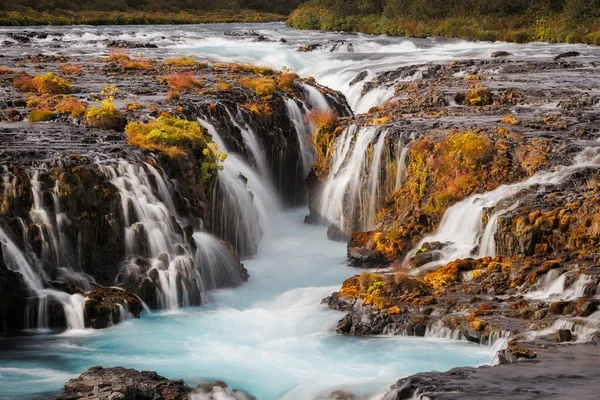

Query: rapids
0;210;496;400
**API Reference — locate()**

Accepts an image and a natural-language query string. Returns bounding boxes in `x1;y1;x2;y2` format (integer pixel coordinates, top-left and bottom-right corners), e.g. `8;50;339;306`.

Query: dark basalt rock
555;51;582;60
0;253;29;333
57;366;189;400
106;40;158;48
57;366;256;400
491;51;512;58
83;287;143;329
385;343;600;399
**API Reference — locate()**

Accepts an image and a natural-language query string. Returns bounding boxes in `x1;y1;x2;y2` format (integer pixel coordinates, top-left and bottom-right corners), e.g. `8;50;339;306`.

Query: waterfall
303;83;330;111
408;140;600;273
0;225;87;330
316;125;404;234
199;118;281;255
193;231;245;291
223;108;270;179
284;98;315;176
101;159;245;311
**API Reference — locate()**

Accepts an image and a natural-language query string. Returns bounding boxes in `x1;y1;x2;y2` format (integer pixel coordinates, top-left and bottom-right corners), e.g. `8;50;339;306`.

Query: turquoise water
0;209;494;400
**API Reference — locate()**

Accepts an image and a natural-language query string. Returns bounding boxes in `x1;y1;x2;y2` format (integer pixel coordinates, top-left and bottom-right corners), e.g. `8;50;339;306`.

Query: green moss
28;110;57;122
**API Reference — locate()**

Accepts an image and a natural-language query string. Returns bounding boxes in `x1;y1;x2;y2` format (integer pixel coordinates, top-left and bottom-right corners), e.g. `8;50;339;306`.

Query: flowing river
1;21;597;400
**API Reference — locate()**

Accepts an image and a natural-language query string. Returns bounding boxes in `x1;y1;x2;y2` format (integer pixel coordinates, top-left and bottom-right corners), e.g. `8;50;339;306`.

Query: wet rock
327;223;350;242
298;43;322;52
491;51;512;58
555;51;582;60
83;287;143;329
57;366;189;400
349;71;369;86
556;329;572;342
410;241;449;268
106;40;158;48
0;254;29;333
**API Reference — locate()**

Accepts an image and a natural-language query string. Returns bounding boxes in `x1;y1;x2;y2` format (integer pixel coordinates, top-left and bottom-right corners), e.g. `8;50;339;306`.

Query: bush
465;87;493;106
29;109;57;122
32;72;73;94
13;74;37;92
163;56;197;68
240;77;277;98
85;98;127;131
55;97;87;118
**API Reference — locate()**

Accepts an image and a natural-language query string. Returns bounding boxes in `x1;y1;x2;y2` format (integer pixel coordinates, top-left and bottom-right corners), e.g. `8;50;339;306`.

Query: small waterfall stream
316;124;409;234
408;141;600;273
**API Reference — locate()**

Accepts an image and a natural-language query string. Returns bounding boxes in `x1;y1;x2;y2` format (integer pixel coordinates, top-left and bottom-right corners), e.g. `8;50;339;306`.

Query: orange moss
58;64;83;75
55;97;87;118
13;74;36;92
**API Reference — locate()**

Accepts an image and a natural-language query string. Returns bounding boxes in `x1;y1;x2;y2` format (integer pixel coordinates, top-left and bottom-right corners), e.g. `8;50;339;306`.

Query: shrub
216;81;234;91
276;72;299;91
32;72;72;94
240;77;277;98
306;108;338;131
58;64;83;75
85;98;127;131
55;97;87;118
164;56;197;68
13;74;36;92
29;109;57;122
0;66;11;74
465;87;493;106
161;72;204;93
107;51;155;70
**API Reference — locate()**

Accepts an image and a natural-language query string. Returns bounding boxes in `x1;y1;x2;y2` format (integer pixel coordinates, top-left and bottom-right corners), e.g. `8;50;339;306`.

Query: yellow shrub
276;72;299;91
86;98;127;131
164;56;197;68
465;87;493;106
240;77;277;98
126;116;208;158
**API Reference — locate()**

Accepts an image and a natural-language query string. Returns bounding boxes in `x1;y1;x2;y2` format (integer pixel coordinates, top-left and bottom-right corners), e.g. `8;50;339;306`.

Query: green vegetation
287;0;600;44
0;1;303;25
126;116;226;181
86;98;127;131
28;109;57;122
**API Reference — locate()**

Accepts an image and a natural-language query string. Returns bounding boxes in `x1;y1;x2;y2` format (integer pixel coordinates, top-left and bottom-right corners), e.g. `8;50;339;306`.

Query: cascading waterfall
101;159;244;310
199;118;281;256
284;98;315;176
408;140;600;273
316;124;408;234
0;224;87;330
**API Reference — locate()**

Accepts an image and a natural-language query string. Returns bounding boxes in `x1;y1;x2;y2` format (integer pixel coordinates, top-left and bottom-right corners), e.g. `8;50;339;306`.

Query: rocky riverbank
307;56;600;397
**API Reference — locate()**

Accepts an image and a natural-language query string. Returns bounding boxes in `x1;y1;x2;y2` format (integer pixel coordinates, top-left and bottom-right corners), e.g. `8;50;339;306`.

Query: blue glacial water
0;209;495;400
